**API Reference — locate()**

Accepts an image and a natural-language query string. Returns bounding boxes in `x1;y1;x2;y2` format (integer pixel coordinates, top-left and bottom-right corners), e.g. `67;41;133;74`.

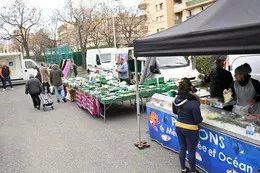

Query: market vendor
231;63;260;114
204;57;233;100
116;57;129;84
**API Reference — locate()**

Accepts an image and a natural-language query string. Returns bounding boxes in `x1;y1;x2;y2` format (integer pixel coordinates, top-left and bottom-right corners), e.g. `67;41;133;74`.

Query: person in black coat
204;58;233;101
25;74;43;109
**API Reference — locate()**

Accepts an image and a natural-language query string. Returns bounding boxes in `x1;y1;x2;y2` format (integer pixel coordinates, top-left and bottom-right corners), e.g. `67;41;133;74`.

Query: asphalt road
0;85;181;173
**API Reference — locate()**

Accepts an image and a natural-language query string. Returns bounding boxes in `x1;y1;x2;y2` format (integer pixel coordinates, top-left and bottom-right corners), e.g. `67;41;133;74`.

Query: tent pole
134;57;150;150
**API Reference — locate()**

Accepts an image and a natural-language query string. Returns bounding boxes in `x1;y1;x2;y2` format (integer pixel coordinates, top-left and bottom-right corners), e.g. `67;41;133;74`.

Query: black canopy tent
133;0;260;149
133;0;260;57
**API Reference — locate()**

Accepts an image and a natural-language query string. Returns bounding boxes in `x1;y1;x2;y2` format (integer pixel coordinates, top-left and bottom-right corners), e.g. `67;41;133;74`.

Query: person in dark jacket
204;58;233;100
173;78;202;173
50;64;66;103
231;63;260;114
25;74;43;109
0;63;13;91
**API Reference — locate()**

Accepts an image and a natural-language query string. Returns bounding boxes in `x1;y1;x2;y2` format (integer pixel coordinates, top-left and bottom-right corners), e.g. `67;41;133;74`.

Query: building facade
141;0;216;35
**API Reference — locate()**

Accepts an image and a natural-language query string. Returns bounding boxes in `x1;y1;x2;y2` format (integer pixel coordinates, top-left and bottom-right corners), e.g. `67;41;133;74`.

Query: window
155;3;163;11
25;61;35;69
189;9;196;17
202;5;209;10
100;53;111;63
96;55;101;65
175;0;182;5
156;15;164;22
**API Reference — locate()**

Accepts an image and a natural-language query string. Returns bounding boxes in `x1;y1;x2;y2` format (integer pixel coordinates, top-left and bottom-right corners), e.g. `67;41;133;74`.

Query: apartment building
140;0;216;35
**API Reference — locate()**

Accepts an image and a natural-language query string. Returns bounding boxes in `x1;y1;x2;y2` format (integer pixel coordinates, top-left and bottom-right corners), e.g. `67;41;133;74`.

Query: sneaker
57;99;60;103
63;98;67;103
37;106;40;110
3;89;5;91
11;88;14;91
181;167;190;173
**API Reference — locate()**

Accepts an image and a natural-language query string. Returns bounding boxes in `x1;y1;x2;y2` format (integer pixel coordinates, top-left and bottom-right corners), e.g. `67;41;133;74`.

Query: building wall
144;0;216;35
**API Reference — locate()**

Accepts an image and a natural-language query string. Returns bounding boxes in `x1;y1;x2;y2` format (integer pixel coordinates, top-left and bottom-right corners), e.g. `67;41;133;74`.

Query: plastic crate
158;77;165;84
144;78;157;85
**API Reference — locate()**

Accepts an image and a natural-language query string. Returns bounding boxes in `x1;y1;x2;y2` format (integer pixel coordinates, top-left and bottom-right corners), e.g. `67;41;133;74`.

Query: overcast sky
0;0;143;19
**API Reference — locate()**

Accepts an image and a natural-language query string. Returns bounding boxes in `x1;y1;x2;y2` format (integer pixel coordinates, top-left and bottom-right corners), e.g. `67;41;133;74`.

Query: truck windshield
157;56;188;68
100;54;111;63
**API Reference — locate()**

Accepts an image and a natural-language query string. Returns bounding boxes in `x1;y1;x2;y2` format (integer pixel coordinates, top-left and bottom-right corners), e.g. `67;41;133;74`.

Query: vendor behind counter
204;57;233;101
231;63;260;114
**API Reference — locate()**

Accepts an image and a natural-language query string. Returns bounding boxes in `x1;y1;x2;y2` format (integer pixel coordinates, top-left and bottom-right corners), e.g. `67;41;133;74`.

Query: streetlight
108;0;119;48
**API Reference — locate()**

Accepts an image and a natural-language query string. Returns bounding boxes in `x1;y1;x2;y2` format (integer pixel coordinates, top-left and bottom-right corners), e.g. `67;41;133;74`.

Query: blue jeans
54;85;65;101
176;126;199;172
2;76;13;89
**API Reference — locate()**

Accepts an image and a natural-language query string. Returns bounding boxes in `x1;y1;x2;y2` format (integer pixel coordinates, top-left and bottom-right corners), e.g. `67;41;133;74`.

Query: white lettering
219;152;226;161
233;158;238;168
171;117;177;126
199;129;225;148
197;143;202;150
219;136;225;149
209;132;219;146
247;166;253;173
202;146;207;152
208;149;213;156
199;129;208;140
212;149;216;158
218;153;253;173
226;157;232;165
160;125;165;133
166;127;177;136
239;162;246;171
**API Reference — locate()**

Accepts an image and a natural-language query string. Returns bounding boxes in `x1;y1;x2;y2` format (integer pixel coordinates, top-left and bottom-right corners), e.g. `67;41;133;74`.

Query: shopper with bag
172;78;202;173
40;63;51;93
25;74;43;109
50;64;66;103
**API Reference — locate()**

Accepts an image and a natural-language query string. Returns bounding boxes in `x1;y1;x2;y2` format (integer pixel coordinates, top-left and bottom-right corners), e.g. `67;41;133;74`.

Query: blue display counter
146;94;260;173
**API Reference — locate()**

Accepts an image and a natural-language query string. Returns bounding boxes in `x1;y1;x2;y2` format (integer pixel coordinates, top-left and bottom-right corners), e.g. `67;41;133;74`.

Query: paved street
0;85;180;173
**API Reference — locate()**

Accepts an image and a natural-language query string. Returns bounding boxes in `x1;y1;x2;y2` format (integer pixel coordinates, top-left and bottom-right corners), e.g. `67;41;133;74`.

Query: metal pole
134;57;141;142
111;0;117;48
134;57;150;149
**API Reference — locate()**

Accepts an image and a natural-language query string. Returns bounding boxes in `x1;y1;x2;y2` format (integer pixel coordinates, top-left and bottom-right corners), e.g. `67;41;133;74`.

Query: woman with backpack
173;78;202;173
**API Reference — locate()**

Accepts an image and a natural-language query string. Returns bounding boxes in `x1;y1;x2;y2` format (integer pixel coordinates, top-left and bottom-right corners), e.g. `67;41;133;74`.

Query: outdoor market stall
146;94;260;173
64;71;178;121
133;0;260;171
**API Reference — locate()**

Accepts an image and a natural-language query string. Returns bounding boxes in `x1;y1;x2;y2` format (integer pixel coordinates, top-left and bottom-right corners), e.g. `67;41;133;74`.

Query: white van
225;54;260;81
86;48;117;72
0;52;39;84
154;56;201;85
139;56;201;86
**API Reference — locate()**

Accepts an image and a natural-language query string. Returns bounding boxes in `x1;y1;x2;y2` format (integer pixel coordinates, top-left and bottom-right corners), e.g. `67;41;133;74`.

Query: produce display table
146;93;260;173
64;74;178;121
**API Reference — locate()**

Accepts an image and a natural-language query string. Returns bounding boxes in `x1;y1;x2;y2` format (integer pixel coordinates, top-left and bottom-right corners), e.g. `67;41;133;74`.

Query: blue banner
147;106;260;173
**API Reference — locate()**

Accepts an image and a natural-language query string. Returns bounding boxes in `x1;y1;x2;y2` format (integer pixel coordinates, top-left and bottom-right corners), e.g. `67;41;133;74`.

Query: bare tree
54;0;100;69
97;3;120;47
117;5;147;46
0;0;41;58
29;29;56;58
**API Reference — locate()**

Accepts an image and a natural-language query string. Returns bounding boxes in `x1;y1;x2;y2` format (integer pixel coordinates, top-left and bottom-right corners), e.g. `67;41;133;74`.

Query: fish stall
146;93;260;173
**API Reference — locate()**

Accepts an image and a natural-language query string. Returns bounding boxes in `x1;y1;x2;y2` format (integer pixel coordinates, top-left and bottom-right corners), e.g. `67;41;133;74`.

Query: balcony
138;3;147;10
186;0;214;7
174;3;185;13
175;19;182;24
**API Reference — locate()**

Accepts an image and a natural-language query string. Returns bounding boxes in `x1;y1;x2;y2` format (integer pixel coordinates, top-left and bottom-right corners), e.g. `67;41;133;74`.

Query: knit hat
235;63;252;75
